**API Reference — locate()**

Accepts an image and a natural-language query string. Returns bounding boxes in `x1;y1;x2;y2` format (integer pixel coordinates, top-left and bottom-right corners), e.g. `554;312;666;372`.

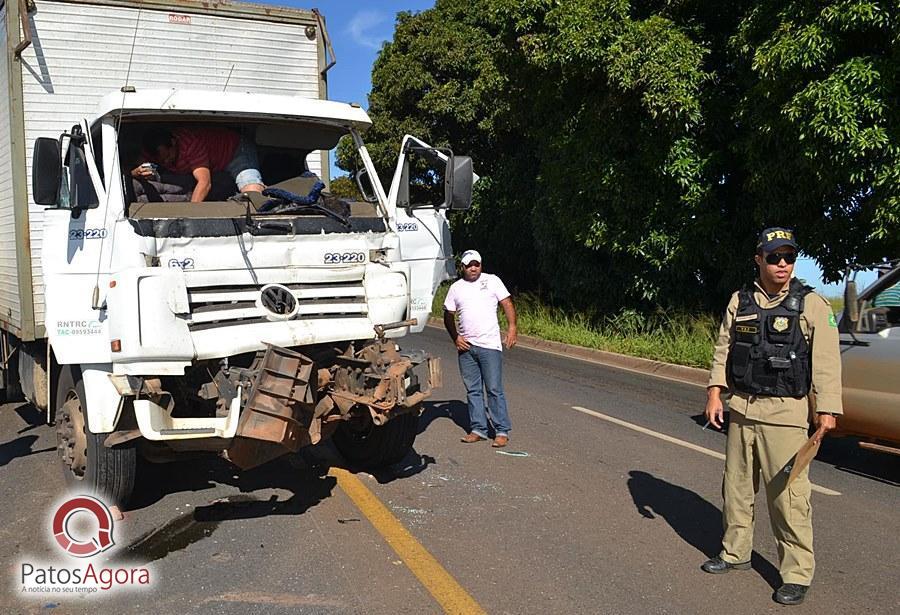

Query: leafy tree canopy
328;175;363;200
339;0;900;311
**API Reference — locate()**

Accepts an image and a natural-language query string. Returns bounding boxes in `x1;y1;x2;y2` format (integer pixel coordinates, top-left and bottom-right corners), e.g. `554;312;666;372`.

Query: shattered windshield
120;118;381;228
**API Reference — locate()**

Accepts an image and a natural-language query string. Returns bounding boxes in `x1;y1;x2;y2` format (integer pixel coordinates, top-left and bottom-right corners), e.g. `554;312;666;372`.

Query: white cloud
346;10;391;50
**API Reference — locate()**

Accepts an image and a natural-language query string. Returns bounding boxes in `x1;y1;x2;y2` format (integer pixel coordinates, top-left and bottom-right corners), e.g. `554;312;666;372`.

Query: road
2;326;898;614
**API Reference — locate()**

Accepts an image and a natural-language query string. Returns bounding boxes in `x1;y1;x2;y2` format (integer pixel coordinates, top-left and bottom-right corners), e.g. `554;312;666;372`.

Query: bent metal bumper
108;335;441;470
226;340;440;469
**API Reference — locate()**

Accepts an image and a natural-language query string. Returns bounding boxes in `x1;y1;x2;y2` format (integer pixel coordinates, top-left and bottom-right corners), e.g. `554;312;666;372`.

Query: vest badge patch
772;316;790;332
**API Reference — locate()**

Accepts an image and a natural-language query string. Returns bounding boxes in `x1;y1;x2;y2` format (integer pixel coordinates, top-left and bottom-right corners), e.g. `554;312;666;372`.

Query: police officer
702;228;842;606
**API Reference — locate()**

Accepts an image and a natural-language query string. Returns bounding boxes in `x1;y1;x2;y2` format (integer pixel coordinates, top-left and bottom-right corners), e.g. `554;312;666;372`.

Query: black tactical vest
727;278;813;398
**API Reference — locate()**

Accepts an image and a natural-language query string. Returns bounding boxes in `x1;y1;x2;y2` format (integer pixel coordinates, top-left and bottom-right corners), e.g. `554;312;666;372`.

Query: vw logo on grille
258;284;298;320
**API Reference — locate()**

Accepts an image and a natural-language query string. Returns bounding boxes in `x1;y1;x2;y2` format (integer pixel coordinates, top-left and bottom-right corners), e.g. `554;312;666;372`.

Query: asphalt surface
2;326;898;614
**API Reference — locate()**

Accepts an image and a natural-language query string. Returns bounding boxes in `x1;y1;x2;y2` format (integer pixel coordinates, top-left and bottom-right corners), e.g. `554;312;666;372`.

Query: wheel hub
56;395;87;479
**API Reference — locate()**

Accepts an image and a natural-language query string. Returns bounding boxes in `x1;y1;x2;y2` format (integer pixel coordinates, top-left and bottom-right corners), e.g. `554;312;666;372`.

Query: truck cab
30;89;474;503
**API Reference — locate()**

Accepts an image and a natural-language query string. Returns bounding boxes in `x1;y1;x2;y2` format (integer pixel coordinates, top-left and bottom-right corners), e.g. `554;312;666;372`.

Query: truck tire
333;408;419;468
55;365;136;506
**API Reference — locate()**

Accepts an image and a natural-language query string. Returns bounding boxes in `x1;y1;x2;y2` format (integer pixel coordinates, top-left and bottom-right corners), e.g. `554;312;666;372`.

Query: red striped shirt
168;127;239;175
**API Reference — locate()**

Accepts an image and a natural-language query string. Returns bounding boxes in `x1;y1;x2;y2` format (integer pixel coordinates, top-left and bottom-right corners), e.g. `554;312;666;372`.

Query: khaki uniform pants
720;412;814;585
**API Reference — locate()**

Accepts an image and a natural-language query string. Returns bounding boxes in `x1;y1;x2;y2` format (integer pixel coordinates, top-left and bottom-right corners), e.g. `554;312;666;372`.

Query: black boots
700;556;752;574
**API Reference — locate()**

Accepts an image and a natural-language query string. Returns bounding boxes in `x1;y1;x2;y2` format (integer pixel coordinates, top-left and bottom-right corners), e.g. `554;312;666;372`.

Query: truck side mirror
32;137;61;206
354;168;379;203
449;156;473;210
398;146;472;210
844;280;859;324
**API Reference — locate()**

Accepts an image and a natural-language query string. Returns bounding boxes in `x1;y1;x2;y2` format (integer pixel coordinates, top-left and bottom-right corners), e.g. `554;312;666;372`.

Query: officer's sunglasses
765;252;797;265
463;261;481;268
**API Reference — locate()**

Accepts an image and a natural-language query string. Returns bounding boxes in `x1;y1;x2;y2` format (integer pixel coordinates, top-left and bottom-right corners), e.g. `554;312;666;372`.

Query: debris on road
496;450;530;457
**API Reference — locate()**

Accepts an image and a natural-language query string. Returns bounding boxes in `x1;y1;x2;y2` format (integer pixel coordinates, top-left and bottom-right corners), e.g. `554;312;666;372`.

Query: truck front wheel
333;407;419;468
55;365;136;506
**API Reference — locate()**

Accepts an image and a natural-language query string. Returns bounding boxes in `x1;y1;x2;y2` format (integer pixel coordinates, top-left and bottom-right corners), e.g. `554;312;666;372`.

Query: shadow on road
127;453;336;512
299;439;437;485
0;433;55;468
127;435;435;510
626;470;781;589
357;448;436;484
817;437;900;487
689;412;899;486
0;401;55;468
122;473;335;564
13;402;46;431
418;399;468;435
120;435;441;562
121;454;338;562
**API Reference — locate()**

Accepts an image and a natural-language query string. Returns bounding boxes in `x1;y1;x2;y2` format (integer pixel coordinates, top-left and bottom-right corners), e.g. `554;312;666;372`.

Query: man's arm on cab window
190;166;212;202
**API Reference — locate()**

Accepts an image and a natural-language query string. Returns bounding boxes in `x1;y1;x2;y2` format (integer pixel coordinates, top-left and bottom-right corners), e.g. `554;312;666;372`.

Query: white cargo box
1;0;331;340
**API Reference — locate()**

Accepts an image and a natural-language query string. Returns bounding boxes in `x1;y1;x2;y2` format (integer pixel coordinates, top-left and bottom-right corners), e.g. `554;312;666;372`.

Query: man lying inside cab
131;126;265;202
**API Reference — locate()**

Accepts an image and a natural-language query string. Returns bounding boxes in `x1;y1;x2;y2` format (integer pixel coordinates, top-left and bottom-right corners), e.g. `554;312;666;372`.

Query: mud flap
226;344;315;470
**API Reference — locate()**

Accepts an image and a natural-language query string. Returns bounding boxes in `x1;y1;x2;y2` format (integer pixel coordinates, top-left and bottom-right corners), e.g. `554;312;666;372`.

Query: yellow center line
571;405;842;496
329;467;487;615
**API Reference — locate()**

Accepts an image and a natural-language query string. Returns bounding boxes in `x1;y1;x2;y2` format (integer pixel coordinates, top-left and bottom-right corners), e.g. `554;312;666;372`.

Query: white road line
571;405;842;496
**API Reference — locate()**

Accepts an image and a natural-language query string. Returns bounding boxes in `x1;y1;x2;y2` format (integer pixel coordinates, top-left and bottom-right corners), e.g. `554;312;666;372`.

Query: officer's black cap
757;227;799;253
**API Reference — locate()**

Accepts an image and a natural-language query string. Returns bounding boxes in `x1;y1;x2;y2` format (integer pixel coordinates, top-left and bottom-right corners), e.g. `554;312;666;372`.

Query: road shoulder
426;318;708;386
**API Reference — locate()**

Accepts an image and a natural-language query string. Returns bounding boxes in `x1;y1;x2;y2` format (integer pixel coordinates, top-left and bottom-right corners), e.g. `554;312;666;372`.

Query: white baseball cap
460;250;482;265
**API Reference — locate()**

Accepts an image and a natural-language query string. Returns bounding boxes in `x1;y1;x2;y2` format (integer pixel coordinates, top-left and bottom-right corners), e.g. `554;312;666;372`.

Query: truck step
158;428;217;436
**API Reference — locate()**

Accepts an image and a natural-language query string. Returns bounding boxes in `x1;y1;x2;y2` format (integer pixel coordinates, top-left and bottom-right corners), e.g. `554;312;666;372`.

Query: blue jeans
458;345;511;437
226;135;263;190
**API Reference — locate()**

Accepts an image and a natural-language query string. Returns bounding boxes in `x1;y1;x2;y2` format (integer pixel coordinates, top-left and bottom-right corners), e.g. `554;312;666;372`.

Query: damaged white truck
1;0;471;504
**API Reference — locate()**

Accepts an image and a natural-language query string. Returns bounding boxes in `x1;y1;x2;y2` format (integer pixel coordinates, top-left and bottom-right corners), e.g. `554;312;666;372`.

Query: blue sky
266;1;436;107
795;258;873;297
249;2;435;172
250;1;871;294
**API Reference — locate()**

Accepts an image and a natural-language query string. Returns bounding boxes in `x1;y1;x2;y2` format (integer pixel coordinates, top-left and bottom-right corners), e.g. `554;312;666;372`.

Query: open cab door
387;136;474;333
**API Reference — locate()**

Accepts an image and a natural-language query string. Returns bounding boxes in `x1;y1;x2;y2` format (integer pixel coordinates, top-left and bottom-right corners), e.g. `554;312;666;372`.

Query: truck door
42;118;112;365
387;136;457;333
43;119;107;273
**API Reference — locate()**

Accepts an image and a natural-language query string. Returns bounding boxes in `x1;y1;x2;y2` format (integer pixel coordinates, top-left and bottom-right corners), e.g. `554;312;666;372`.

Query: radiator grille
186;281;368;331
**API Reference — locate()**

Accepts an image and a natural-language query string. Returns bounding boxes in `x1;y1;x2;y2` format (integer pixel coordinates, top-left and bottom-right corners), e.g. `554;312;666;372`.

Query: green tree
328;175;363;200
730;0;900;279
352;0;900;312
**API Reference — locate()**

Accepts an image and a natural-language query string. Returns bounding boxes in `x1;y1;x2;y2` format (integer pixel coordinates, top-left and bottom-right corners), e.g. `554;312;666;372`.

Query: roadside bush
432;285;717;369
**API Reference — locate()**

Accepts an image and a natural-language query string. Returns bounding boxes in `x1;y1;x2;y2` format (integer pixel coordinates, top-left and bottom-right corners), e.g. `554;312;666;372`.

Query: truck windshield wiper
256;187;352;228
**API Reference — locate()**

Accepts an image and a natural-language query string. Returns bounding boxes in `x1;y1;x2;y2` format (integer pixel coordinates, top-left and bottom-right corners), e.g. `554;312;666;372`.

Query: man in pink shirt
443;250;518;447
135;126;265;202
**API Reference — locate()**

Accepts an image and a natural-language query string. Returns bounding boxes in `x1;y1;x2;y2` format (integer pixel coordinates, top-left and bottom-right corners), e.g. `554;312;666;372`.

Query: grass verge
432;285;718;370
